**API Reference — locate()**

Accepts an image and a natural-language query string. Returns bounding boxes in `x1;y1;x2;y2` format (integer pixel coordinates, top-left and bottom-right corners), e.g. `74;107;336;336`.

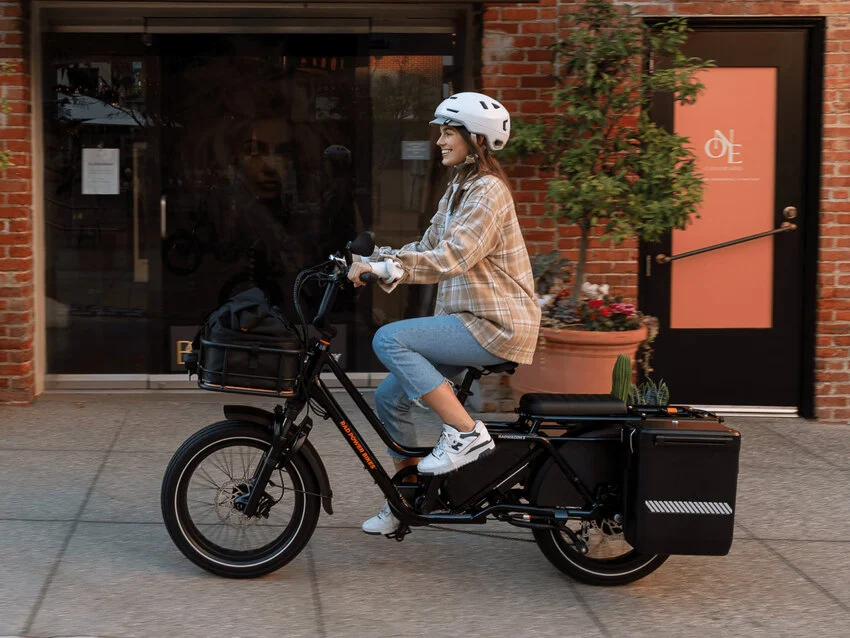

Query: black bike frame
244;263;629;528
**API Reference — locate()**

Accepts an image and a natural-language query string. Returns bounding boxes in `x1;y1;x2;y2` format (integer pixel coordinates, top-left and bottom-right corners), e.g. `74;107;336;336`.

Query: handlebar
306;231;377;334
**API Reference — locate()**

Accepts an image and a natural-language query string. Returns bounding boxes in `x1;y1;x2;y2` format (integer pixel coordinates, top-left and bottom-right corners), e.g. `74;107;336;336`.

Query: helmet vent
479;101;488;109
492;103;501;109
446;107;459;113
503;120;508;131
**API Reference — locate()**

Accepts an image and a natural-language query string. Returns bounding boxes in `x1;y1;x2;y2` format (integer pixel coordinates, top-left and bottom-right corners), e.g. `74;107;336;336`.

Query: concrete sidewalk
1;391;849;638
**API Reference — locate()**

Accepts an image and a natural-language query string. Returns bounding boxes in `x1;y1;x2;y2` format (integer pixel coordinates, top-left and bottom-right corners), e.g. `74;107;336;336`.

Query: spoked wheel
534;517;667;586
161;420;321;578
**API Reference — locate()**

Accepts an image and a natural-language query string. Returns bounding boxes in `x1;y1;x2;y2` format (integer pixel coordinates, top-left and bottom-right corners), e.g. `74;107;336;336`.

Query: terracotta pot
511;324;648;400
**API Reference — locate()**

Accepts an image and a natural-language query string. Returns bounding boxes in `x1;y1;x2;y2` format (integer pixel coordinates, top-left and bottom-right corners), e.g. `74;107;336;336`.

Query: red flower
611;302;636;316
587;299;604;309
600;307;612;317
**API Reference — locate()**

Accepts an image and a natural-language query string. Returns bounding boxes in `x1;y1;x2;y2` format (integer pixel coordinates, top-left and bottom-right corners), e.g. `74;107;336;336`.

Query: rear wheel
533;518;667;586
161;420;321;578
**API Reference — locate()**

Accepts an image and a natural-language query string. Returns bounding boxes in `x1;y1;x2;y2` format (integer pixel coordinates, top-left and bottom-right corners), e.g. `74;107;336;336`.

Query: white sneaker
417;421;495;475
361;502;400;535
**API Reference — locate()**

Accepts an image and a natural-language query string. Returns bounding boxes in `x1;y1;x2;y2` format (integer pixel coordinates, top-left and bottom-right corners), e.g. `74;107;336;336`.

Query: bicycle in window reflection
161;204;239;277
161;232;740;586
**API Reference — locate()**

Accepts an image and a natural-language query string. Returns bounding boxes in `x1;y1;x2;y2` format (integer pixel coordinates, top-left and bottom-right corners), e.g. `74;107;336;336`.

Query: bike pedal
386;525;411;542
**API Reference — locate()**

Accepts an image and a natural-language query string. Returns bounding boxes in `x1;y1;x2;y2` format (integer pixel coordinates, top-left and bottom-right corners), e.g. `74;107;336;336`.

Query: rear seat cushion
519;393;628;417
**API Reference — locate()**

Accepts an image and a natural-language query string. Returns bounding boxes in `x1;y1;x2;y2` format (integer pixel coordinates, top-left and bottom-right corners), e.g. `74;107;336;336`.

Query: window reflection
43;34;459;375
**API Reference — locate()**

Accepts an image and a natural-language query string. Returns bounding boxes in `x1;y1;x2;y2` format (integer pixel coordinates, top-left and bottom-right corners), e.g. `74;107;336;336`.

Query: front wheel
161;420;321;578
533;518;667;586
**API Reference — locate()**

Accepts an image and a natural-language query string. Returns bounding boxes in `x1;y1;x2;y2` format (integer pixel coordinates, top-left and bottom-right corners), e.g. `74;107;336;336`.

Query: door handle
160;194;167;239
655;221;797;265
132;142;149;283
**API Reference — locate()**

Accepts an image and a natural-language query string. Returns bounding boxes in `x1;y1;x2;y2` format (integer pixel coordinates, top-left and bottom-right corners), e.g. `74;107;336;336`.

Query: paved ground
0;390;849;638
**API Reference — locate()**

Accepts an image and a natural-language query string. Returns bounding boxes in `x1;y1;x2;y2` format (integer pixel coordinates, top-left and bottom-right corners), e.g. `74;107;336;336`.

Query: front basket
194;336;303;397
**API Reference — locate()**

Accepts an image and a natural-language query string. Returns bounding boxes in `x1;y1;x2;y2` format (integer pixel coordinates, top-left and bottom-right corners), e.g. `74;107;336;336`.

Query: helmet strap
464;153;478;165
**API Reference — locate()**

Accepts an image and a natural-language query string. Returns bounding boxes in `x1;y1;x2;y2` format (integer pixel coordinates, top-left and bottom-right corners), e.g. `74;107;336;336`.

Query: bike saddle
479;361;518;375
518;393;628;417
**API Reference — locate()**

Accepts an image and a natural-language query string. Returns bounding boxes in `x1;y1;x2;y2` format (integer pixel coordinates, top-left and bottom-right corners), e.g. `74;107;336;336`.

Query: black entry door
152;34;373;372
640;26;821;412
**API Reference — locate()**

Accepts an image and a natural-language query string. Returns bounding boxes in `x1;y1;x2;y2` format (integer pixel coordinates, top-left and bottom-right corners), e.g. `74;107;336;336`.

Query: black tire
533;520;668;586
161;420;321;578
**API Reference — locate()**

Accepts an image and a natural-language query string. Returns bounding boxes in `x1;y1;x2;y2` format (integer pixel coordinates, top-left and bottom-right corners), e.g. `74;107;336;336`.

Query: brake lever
333;253;376;285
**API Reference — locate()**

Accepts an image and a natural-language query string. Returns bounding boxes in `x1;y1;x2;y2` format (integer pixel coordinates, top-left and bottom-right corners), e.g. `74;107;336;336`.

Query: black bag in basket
196;288;303;393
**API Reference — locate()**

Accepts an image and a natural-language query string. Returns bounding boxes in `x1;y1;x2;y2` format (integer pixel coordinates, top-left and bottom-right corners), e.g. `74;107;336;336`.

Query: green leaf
502;0;712;271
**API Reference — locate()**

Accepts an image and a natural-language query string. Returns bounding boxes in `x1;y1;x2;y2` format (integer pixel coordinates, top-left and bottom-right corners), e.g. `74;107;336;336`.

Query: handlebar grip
359;272;376;283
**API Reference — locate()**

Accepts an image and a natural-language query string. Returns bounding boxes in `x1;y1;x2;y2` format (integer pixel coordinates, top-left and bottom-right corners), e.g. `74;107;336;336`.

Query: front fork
236;402;307;518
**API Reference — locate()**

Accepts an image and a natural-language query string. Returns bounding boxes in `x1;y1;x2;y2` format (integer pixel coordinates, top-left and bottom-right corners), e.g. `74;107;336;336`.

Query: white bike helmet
430;92;511;152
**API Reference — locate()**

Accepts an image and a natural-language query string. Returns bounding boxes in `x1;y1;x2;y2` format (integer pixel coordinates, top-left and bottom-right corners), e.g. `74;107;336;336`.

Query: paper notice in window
82;148;120;195
401;141;432;161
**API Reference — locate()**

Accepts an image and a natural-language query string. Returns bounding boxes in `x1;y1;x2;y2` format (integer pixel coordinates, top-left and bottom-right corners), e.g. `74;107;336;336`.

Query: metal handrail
655;221;797;265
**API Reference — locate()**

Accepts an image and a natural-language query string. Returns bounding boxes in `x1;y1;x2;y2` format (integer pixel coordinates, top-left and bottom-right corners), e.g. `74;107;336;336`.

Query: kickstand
386;524;411;542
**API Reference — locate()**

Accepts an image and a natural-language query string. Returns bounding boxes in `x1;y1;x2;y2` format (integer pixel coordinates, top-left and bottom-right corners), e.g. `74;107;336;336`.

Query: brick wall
1;0;847;420
0;0;31;405
481;0;850;421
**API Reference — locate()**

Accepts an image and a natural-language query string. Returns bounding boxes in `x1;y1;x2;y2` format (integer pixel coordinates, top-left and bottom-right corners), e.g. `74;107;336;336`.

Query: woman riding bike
347;92;541;535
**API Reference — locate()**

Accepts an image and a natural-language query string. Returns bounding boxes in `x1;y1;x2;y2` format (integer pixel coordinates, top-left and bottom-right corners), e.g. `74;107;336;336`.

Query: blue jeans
372;315;507;460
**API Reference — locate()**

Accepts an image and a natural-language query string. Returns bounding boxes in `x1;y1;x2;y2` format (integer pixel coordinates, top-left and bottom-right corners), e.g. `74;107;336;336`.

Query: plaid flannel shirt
373;174;541;365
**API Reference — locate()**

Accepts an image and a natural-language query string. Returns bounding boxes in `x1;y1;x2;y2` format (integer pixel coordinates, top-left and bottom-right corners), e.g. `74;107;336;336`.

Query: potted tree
508;0;712;396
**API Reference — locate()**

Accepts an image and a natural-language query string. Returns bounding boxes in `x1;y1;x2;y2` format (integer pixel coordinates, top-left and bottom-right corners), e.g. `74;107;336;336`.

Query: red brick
5;194;31;206
0;232;27;245
485;76;519;88
526;49;555;63
521;23;555;34
520;75;556;89
0;362;31;376
7;348;32;364
501;9;540;21
0;338;31;350
513;37;538;48
500;63;538;75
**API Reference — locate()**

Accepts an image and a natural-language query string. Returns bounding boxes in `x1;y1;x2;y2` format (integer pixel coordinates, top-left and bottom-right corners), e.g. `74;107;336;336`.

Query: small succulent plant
628;378;670;408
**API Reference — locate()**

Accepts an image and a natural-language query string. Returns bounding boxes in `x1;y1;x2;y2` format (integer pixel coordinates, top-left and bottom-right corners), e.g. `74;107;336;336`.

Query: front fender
223;404;334;515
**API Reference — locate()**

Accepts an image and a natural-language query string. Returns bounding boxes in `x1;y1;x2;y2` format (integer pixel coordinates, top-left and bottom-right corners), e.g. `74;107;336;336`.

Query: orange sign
671;68;777;329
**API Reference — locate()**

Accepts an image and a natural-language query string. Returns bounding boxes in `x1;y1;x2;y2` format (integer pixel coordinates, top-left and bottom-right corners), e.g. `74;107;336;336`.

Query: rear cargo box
623;413;741;556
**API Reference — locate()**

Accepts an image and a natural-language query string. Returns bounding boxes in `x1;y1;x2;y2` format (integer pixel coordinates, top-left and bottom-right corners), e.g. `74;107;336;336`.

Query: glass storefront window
42;32;460;375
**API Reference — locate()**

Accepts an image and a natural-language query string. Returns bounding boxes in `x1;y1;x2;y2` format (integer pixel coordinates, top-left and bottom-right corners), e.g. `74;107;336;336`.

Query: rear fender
223;404;334;515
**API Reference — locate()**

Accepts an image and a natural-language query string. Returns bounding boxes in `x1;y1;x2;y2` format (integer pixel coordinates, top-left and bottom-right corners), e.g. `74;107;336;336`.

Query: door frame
638;18;824;418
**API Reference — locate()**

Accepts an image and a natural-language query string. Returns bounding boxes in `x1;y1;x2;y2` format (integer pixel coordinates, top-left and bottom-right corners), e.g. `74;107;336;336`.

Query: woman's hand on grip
347;261;373;287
